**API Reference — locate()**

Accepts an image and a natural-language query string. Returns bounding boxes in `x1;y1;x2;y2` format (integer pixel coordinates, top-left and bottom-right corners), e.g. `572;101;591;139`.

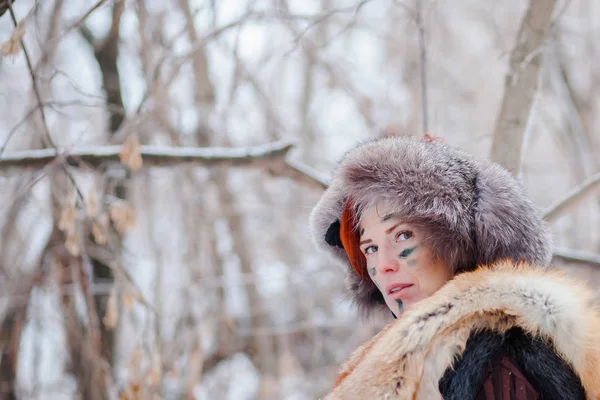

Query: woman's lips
387;283;414;299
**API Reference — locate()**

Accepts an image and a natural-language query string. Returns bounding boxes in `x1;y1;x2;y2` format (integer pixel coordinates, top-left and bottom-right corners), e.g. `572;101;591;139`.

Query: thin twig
7;2;57;150
66;0;109;32
6;1;87;209
0;100;114;158
543;171;600;222
291;0;374;44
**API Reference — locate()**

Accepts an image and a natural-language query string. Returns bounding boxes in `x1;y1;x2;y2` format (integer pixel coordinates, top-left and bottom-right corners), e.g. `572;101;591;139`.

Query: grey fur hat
309;136;553;316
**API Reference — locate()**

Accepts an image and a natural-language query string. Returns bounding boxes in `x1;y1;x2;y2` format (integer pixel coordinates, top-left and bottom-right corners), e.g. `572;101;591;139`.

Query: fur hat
309;136;553;316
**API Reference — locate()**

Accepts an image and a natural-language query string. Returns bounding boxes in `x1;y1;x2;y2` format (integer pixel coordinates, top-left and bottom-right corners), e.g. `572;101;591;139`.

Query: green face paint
396;299;404;314
399;246;417;258
369;267;376;277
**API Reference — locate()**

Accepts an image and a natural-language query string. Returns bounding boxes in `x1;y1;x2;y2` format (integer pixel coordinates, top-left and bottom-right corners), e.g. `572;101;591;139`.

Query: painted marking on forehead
382;213;394;221
360;227;365;237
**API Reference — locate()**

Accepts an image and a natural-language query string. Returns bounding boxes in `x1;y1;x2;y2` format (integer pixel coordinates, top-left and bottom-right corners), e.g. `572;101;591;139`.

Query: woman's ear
472;162;552;267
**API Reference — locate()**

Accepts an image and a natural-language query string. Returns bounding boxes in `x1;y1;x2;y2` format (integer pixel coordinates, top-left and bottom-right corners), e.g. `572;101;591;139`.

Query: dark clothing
476;354;539;400
439;328;586;400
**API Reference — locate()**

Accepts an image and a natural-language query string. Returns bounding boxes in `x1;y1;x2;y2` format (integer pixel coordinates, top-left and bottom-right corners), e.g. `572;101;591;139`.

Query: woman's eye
396;231;413;241
364;245;377;255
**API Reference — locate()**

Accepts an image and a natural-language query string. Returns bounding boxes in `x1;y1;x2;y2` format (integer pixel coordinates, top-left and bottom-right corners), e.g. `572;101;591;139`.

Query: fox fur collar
325;260;600;399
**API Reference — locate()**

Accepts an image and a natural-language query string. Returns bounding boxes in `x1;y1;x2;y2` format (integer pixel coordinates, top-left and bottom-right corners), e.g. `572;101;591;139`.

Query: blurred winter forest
1;0;600;399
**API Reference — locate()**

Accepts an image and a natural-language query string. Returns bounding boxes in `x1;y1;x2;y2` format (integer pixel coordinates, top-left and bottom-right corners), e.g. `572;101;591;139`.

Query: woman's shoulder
325;261;600;399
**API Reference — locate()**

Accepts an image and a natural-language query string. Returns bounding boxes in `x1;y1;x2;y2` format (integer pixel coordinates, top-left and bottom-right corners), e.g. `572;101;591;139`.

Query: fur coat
324;260;600;399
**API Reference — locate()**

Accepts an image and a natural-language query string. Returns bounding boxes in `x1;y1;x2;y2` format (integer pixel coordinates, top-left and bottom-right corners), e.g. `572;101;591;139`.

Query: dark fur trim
324;220;344;248
439;328;586;400
309;136;553;316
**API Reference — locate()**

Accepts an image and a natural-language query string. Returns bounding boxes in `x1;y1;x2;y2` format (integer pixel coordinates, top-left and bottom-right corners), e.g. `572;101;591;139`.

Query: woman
309;135;600;399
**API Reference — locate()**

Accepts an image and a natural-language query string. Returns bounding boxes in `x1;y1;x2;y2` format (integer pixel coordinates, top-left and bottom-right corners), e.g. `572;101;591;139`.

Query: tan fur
324;260;600;400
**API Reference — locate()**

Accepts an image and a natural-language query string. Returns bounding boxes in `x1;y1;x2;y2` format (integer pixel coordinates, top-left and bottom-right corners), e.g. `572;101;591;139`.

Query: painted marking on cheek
399;246;417;258
407;258;418;267
396;299;404;314
369;267;376;277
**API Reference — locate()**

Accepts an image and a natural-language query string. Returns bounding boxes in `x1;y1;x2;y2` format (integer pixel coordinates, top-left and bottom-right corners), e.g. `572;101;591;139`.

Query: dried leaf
259;375;278;399
1;22;25;57
98;213;110;229
119;133;143;172
146;352;162;387
103;287;119;329
58;206;76;234
91;222;107;245
108;201;136;234
185;346;203;395
122;291;134;309
65;233;80;257
421;133;446;143
86;188;98;217
278;350;301;377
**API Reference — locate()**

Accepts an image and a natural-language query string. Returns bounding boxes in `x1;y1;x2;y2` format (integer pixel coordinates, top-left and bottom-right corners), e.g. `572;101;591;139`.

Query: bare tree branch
543;170;600;222
415;0;428;134
553;247;600;267
0;140;294;167
489;0;557;174
272;158;329;189
79;0;125;134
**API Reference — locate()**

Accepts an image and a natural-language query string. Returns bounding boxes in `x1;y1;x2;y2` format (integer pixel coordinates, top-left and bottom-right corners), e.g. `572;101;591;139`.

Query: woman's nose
376;248;399;274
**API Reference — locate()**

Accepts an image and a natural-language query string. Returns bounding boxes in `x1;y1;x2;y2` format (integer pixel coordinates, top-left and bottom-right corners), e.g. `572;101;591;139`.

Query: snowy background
1;0;600;399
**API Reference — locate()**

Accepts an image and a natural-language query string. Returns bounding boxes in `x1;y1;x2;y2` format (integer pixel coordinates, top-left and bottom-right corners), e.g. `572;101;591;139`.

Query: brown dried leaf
146;352;162;387
278;350;301;377
1;22;25;57
91;222;107;245
65;233;80;257
58;206;76;234
185;346;203;395
109;201;136;234
122;291;134;309
259;375;278;399
119;133;143;172
98;213;110;229
103;287;119;329
86;188;98;217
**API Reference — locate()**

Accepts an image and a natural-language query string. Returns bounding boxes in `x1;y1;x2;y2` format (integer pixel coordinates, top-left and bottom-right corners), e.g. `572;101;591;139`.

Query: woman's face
358;205;454;316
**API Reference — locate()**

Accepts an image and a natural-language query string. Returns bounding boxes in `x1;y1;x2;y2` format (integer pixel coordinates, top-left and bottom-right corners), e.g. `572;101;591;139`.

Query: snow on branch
0;140;293;168
0;140;329;189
